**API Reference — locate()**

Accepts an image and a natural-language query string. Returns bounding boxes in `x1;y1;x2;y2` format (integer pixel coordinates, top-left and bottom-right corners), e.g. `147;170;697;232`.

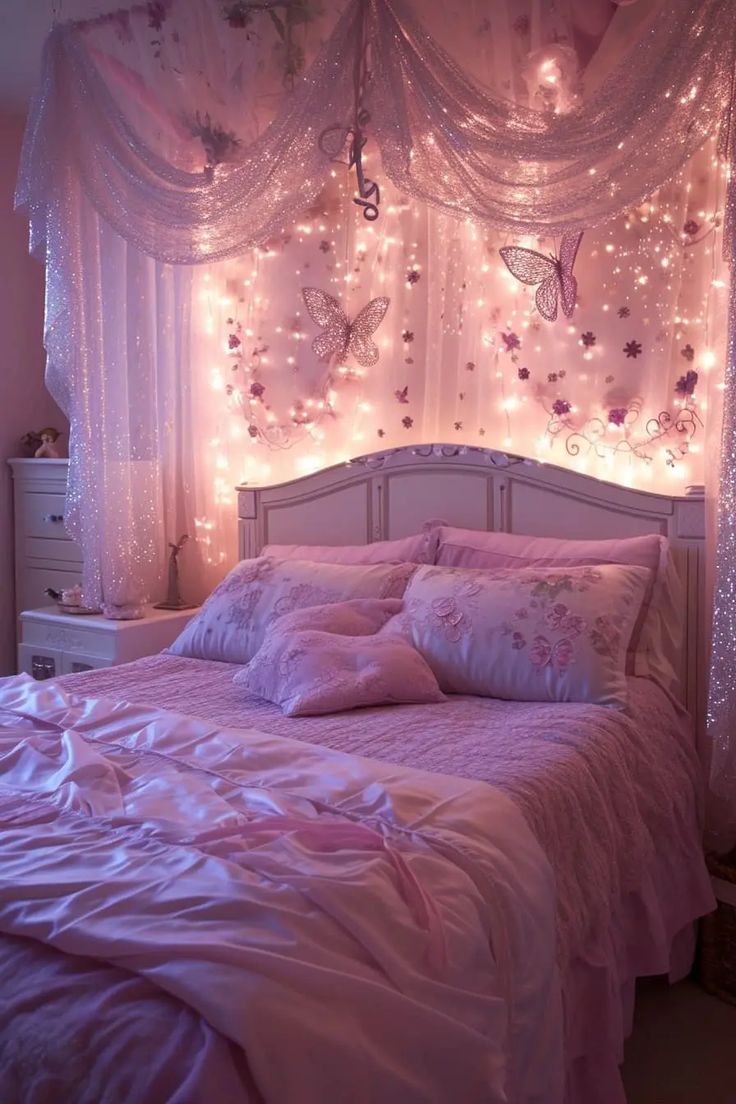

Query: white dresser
8;459;198;677
7;458;83;617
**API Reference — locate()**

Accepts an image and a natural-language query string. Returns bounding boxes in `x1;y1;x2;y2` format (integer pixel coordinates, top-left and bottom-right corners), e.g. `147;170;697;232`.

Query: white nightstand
18;605;198;679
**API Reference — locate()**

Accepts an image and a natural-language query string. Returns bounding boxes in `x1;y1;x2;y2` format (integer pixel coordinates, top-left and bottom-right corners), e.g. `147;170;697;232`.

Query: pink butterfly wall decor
499;232;583;323
302;288;390;367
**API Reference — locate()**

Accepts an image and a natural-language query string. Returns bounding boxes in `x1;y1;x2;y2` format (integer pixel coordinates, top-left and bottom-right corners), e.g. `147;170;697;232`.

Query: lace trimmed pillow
168;558;417;665
390;562;652;707
234;599;445;716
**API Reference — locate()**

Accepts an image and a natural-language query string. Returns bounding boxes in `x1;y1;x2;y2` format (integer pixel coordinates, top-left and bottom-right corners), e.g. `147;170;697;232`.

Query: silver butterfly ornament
302;288;390;367
499;232;583;323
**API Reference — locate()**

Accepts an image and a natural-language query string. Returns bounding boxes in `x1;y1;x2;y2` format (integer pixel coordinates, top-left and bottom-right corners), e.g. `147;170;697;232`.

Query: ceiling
0;0;634;116
0;0;124;113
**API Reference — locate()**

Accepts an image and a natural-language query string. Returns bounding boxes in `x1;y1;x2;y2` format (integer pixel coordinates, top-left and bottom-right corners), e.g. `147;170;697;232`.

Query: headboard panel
237;445;706;743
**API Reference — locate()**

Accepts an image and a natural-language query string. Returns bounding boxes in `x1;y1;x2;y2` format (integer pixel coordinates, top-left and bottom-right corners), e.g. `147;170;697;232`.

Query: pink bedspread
57;655;715;1103
0;675;561;1104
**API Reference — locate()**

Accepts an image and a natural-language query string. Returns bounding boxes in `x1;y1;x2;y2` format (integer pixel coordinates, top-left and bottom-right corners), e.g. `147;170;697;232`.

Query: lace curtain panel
15;0;736;840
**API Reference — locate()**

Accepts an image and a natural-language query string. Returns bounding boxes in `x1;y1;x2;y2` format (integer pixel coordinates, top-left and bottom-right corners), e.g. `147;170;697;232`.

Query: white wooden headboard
236;445;706;739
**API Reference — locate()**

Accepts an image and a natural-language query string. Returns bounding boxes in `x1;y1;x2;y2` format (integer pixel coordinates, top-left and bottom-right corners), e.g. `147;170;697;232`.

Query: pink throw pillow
234;601;445;716
391;562;651;707
264;597;404;637
434;526;681;692
168;559;416;665
262;523;440;566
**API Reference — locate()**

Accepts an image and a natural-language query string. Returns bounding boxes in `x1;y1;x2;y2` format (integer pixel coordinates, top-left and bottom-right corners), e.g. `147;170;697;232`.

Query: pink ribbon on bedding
184;814;448;970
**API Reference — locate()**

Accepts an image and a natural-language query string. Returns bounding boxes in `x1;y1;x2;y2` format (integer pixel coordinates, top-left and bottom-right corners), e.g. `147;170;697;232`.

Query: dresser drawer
18;491;71;540
25;536;83;564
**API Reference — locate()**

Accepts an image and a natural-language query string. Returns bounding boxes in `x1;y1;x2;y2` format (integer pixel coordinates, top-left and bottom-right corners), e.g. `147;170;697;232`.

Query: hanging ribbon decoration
318;0;380;221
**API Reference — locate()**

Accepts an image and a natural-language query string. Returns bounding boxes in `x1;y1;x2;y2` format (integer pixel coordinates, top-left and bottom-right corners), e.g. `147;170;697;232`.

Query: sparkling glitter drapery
14;0;736;833
18;0;736;265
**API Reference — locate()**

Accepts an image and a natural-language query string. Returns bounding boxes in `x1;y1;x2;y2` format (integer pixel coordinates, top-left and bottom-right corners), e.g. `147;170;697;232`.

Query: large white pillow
433;525;682;693
389;562;652;707
169;557;416;665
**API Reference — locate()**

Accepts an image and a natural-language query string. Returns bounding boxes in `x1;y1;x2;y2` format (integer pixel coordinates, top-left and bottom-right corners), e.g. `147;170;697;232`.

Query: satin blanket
0;675;562;1104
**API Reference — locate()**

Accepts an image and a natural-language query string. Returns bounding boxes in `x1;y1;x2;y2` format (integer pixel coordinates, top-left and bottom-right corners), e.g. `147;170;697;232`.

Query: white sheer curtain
15;0;736;839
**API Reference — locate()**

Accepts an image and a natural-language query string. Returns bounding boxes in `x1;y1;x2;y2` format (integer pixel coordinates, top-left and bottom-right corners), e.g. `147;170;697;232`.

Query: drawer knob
42;514;65;523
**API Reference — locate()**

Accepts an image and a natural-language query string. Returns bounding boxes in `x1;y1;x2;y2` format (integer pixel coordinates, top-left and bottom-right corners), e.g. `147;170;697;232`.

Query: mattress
45;657;716;1102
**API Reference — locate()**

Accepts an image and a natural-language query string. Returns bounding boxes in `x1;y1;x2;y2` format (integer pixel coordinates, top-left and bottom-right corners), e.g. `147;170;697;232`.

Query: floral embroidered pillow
390;562;652;707
168;558;416;665
234;601;445;717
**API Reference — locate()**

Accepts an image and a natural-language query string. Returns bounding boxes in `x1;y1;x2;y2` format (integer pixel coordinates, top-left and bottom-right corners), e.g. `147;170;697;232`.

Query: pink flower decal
675;369;698;397
608;407;628;426
552;398;571;416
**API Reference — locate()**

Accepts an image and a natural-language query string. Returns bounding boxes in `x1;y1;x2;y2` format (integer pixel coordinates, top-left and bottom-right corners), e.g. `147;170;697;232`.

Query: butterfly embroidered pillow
234;601;445;717
389;562;651;707
168;558;416;665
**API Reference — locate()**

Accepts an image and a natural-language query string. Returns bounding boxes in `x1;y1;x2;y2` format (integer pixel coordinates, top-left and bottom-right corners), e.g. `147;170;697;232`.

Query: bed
0;446;714;1104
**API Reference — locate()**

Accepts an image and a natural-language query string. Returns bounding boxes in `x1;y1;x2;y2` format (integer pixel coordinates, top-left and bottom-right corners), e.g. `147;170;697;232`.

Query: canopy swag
20;0;736;262
15;0;736;841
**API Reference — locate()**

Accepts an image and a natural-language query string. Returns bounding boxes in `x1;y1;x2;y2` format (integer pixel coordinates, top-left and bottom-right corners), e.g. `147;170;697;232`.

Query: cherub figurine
155;534;197;610
34;427;62;459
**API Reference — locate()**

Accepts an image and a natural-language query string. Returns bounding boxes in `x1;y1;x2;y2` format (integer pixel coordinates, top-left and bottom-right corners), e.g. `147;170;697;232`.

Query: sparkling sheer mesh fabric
370;0;735;240
13;0;736;834
18;0;736;267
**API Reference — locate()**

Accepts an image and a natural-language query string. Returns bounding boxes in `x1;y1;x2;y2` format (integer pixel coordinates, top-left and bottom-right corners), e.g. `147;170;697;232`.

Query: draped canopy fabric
19;0;736;263
15;0;736;842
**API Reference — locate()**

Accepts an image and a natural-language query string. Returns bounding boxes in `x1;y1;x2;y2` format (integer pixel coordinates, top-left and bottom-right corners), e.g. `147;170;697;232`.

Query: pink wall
0;111;65;675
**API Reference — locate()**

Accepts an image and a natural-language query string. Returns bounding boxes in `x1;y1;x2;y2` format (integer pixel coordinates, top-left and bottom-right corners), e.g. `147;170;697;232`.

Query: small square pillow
234;600;445;716
168;558;416;665
390;562;651;707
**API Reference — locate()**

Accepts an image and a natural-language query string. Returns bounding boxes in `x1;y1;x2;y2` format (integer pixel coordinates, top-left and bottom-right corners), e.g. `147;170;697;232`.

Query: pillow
390;562;652;707
262;523;439;566
262;597;404;637
234;600;445;716
168;558;416;664
434;526;682;692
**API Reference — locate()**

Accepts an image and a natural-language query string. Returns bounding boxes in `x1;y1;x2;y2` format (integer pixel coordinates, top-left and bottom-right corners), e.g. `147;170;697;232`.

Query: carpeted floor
622;979;736;1103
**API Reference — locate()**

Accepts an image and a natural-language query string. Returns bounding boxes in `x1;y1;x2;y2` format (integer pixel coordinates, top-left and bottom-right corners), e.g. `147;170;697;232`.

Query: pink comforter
57;655;716;1103
0;675;562;1104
